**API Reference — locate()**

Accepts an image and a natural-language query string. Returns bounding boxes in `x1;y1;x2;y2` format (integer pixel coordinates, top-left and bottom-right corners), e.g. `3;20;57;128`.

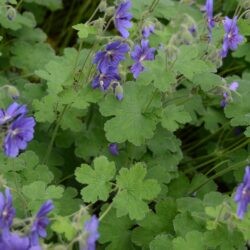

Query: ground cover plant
0;0;250;249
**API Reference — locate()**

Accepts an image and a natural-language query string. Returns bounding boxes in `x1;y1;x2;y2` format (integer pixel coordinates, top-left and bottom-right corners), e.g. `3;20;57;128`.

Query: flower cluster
0;188;54;249
92;40;129;100
0;102;35;158
234;166;250;219
221;16;243;58
92;1;133;101
220;81;239;108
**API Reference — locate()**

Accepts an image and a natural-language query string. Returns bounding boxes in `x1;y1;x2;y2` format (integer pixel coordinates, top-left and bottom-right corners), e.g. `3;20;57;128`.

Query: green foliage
75;156;116;203
161;104;192;132
0;0;250;249
99;208;136;250
100;84;162;145
113;163;161;220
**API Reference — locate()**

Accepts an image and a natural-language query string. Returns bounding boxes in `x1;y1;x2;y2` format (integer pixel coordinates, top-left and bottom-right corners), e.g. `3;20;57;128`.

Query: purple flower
142;24;155;38
0;230;30;250
82;215;99;250
0;102;27;125
92;66;120;90
31;200;54;240
131;39;156;78
0;188;15;229
234;166;250;219
188;25;197;36
3;116;35;158
205;0;215;33
221;16;243;58
229;81;239;91
220;81;239;108
115;85;124;101
114;0;132;38
109;143;119;155
93;41;130;72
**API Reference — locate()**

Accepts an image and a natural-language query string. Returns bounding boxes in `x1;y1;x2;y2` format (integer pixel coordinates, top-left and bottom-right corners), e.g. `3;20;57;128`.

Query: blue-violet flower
0;102;27;125
82;215;99;250
142;24;155;38
109;143;119;155
131;39;156;78
234;166;250;219
0;188;15;229
31;200;54;239
205;0;215;34
4;116;35;158
93;41;129;72
114;0;132;38
221;16;243;58
220;81;239;108
92;66;120;90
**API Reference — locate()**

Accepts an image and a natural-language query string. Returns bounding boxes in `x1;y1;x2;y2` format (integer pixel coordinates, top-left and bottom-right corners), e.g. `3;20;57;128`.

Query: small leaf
161;104;192;132
113;163;161;220
75;156;116;203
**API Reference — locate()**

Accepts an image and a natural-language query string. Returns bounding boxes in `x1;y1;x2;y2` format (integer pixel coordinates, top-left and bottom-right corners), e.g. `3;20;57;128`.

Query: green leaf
52;216;76;241
161;104;192;132
192;72;223;91
75;156;116;203
132;199;177;247
22;181;64;210
168;174;190;198
173;212;205;237
113;163;161;220
36;48;89;94
99;84;162;146
189;173;217;198
149;234;173;250
224;79;250;134
33;94;59;123
58;85;102;109
174;45;214;80
72;23;97;39
204;225;245;250
24;0;63;11
99;208;136;250
232;43;250;62
137;53;176;92
203;107;227;133
238;18;250;36
147;126;182;156
54;187;82;216
10;41;55;72
173;231;205;250
177;197;204;214
0;11;35;31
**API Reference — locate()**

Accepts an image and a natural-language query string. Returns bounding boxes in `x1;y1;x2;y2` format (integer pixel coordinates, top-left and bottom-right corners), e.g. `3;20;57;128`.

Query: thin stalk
188;160;247;194
43;105;68;164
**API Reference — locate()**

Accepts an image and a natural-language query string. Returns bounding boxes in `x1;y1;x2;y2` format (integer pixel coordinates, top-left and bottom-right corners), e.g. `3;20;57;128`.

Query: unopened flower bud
92;18;105;31
178;28;194;45
105;7;115;17
108;143;119;156
115;84;123;101
5;85;20;99
99;0;107;12
241;0;250;9
207;50;223;68
166;44;179;62
6;6;16;21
